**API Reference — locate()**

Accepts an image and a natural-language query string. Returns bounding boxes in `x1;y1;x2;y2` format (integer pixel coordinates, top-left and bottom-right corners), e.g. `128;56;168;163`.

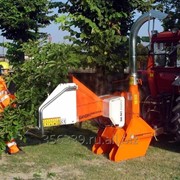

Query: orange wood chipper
38;10;168;162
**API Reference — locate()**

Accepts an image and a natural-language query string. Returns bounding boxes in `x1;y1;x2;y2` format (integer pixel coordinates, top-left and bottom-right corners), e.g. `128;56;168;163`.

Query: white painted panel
103;96;125;127
39;83;77;125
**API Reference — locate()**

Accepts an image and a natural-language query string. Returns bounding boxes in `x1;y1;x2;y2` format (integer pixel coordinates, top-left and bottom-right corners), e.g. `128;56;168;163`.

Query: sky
0;10;164;55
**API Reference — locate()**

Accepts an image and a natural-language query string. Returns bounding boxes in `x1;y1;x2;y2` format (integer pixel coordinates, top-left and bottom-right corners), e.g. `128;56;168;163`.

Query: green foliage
56;0;153;72
137;43;148;69
0;0;57;62
0;0;55;42
141;36;150;42
153;0;180;30
0;42;25;63
0;41;80;153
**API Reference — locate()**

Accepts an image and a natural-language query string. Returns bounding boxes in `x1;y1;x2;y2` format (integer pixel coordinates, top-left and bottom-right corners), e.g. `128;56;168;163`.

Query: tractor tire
140;95;163;127
171;96;180;141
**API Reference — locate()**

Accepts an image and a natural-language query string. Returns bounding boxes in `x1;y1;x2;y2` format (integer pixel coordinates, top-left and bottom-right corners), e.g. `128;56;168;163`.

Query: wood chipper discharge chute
38;10;168;162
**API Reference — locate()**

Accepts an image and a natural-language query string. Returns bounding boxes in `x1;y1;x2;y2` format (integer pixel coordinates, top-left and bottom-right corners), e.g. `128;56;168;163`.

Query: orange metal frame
72;75;154;162
72;76;103;122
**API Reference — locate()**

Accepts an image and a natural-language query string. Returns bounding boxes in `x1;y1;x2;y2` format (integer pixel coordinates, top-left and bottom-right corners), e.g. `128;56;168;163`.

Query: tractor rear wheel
141;95;163;128
171;96;180;141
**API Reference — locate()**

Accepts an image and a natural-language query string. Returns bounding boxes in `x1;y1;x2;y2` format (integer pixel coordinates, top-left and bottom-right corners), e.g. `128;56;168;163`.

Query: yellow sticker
133;94;138;105
43;117;61;127
129;76;135;85
149;73;154;78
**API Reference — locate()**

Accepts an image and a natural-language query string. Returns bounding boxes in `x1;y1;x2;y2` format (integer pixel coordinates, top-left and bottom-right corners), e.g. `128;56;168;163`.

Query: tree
0;0;57;61
137;43;148;70
0;0;56;42
153;0;180;30
56;0;153;72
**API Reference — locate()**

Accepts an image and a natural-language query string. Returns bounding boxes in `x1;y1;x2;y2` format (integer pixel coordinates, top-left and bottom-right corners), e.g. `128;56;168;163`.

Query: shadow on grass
150;133;180;153
18;123;98;151
18;123;180;156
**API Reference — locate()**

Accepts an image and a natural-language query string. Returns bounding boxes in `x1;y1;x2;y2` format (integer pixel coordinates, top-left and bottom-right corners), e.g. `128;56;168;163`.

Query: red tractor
138;29;180;140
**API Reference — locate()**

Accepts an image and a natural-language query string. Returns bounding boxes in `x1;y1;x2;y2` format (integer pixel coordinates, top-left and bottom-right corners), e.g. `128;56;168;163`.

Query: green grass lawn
0;122;180;180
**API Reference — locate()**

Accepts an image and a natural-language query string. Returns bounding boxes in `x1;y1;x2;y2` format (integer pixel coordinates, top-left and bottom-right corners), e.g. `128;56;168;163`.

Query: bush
0;41;80;153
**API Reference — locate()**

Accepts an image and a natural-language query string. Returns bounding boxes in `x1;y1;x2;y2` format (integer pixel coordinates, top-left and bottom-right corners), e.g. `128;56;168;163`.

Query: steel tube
129;10;168;85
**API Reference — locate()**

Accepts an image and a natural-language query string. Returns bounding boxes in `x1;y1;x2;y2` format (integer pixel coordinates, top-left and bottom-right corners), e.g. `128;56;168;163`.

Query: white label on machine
102;96;125;127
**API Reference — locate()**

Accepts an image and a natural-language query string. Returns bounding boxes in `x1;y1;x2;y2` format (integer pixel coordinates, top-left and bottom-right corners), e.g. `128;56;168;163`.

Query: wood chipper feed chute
72;76;103;122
